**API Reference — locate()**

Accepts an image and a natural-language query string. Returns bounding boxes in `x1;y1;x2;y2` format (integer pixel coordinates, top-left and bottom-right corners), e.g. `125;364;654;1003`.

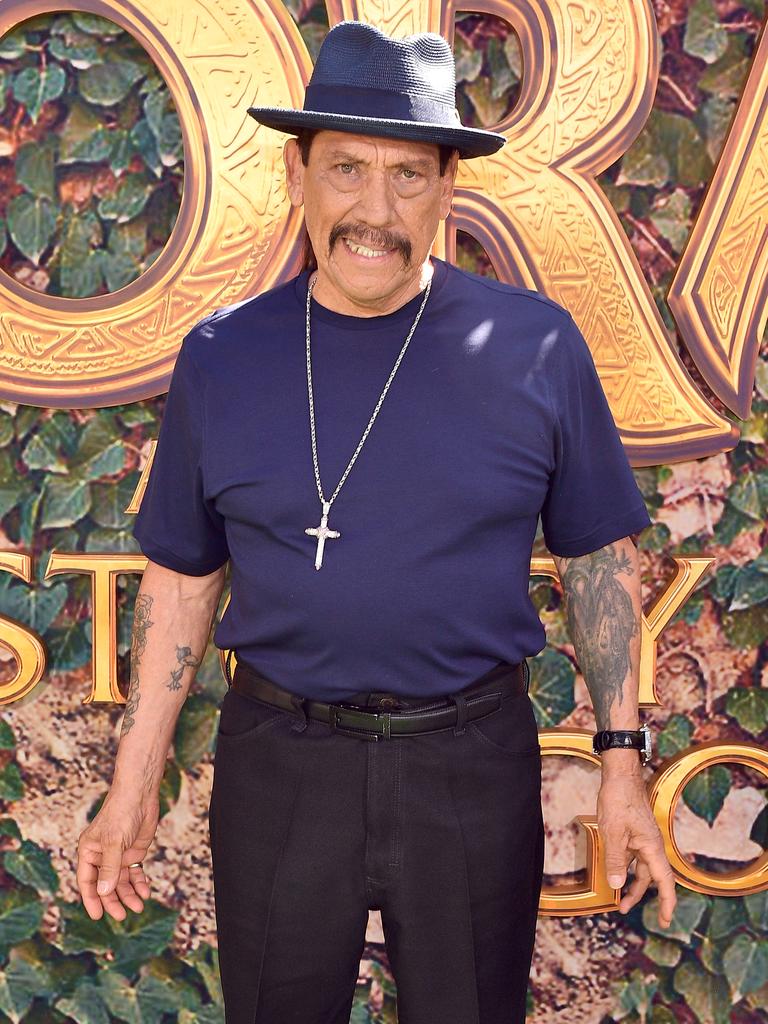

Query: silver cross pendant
305;500;340;570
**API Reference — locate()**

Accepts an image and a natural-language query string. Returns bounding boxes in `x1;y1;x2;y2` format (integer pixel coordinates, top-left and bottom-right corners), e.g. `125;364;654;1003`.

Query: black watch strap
592;726;652;765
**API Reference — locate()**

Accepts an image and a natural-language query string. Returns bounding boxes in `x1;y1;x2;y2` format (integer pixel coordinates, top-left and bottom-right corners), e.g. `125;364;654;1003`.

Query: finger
116;864;150;911
618;860;651;913
603;834;630;889
76;844;106;921
96;837;126;899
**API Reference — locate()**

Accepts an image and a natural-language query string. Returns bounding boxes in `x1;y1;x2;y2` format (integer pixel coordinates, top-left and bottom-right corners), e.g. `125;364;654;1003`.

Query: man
76;19;677;1024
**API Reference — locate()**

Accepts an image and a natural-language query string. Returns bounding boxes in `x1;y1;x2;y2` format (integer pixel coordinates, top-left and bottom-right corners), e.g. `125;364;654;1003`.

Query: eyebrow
326;149;434;171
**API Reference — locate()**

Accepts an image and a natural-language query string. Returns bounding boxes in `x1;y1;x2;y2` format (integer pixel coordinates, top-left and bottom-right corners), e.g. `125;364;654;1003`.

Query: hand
597;772;677;928
76;791;159;921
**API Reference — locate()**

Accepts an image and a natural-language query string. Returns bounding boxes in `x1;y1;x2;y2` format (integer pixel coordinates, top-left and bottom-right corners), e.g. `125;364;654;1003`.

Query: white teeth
345;238;388;258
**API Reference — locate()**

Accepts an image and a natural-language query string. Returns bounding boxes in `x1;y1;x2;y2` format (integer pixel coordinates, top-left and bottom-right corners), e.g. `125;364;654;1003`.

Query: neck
309;259;435;317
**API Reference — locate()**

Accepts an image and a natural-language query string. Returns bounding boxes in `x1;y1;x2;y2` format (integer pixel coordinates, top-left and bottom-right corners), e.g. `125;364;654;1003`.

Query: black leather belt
228;654;529;741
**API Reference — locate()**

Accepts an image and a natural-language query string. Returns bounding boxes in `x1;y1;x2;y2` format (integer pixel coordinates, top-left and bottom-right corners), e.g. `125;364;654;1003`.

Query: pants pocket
216;687;288;742
466;691;541;758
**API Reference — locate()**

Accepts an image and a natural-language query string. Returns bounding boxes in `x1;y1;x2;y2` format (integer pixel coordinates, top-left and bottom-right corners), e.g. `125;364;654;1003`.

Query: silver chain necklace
303;270;433;570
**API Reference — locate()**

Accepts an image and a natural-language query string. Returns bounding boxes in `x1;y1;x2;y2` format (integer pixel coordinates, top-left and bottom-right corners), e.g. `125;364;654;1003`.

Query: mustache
328;223;411;264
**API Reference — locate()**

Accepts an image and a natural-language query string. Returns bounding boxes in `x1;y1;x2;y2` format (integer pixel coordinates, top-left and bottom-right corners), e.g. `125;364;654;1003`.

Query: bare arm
77;558;226;920
553;535;677;926
553;535;643;774
113;558;227;798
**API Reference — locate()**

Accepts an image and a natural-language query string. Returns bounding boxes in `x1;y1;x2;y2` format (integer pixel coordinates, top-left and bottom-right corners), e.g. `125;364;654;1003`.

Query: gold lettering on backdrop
669;25;768;419
327;0;738;462
649;743;768;896
0;551;46;705
43;552;148;704
0;0;311;407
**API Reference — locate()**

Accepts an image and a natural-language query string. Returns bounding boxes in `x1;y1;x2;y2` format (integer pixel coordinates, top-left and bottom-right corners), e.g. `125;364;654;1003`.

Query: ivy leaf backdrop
0;3;767;1023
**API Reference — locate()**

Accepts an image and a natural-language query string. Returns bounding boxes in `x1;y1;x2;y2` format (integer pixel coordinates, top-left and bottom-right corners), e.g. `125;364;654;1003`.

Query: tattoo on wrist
560;543;639;732
122;593;154;737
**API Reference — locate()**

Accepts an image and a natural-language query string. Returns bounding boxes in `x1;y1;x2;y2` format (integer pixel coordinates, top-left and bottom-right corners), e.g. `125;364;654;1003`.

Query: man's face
284;130;458;315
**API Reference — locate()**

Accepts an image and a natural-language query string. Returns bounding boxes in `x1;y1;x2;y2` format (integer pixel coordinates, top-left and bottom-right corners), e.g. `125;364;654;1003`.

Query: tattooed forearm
558;541;639;731
122;593;155;736
167;645;202;691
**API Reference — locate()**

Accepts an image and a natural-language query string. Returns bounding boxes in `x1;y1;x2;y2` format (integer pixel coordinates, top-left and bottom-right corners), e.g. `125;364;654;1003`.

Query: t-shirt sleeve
132;333;230;575
539;314;652;557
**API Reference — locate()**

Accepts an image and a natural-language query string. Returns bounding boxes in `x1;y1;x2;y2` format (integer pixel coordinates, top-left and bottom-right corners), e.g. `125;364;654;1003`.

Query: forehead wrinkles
320;139;438;170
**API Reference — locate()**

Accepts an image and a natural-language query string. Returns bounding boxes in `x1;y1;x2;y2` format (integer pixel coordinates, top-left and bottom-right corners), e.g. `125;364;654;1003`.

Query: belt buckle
329;703;391;741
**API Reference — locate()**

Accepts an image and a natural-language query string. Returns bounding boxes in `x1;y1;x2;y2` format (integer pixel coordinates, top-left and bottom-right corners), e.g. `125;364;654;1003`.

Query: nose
355;169;397;228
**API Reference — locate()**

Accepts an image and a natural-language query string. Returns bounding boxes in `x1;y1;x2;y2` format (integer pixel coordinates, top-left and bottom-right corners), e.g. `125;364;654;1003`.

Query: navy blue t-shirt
132;256;652;700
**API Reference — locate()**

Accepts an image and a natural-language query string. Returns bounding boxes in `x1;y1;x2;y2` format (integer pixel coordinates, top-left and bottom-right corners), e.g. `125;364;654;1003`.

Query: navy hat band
304;84;458;125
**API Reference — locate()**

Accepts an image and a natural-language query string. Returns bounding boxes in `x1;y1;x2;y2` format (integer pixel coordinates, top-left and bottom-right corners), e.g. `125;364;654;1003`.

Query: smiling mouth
343;237;397;259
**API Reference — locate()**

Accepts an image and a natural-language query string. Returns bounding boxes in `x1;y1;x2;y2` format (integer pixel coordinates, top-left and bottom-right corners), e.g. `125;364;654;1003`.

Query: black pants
208;660;545;1024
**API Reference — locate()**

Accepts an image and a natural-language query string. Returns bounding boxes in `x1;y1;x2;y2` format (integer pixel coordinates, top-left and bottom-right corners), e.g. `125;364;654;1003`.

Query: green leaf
158;758;182;819
56;898;115;956
0;761;24;802
641;933;682;967
15;139;56;201
104;900;178;975
58;210;104;298
682;764;730;825
683;0;728;63
726;687;768;735
527;647;575;727
699;36;751;98
673;959;731;1024
722;933;768;1002
55;978;110;1024
21;412;78;472
48;29;101;69
721;605;768;650
174;695;219;769
71;12;125;36
745;889;768;931
0;818;21;839
102;250;141;292
15;488;44;548
12;65;66;123
0;579;67;635
85;526;142;554
39;475;91;528
707;894;747;941
47;619;91;673
130;119;163;178
78;60;144;106
727;470;763;520
0;952;53;1022
656;713;693;757
0;719;15;750
0;888;44;956
90;476;140;529
71;414;125;481
156;113;183;168
4;839;59;895
642;888;708;942
0;28;26;59
649;190;691;253
6;193;56;264
58;100;103;162
751;802;768;849
454;34;482;83
729;565;768;610
98;173;152;223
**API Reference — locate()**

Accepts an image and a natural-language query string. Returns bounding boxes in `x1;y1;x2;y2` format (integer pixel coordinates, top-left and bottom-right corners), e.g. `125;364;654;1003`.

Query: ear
283;138;304;208
438;148;459;221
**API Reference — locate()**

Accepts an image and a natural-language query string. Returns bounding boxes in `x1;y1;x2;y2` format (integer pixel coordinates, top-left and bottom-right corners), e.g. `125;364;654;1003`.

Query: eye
401;168;418;180
337;162;356;173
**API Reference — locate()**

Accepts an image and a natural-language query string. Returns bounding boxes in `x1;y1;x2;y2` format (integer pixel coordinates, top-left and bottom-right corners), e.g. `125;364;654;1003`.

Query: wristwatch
592;724;652;766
